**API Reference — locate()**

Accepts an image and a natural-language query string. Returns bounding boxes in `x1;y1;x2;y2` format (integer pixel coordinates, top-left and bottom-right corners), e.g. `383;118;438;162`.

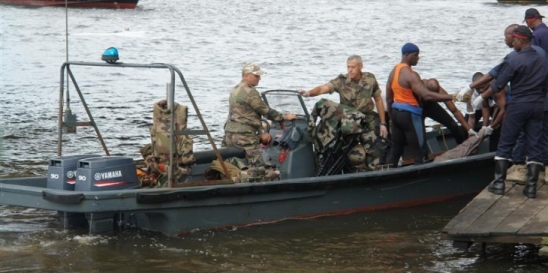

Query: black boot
488;160;510;195
523;163;542;199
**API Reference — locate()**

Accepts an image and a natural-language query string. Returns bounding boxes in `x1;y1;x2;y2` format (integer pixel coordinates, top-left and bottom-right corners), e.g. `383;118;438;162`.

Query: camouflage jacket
225;80;284;133
326;72;382;114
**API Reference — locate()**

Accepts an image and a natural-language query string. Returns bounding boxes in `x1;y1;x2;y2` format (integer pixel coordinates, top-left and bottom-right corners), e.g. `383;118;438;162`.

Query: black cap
524;8;545;21
513;25;533;41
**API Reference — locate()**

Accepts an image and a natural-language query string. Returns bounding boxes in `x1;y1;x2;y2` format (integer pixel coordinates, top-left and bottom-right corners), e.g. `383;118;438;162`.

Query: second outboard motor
75;156;139;191
47;154;101;190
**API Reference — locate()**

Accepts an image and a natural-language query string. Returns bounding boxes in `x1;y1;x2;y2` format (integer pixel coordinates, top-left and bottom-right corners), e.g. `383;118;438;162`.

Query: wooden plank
492;183;548;235
440;233;548;245
518;184;548;236
442;182;512;234
461;182;526;236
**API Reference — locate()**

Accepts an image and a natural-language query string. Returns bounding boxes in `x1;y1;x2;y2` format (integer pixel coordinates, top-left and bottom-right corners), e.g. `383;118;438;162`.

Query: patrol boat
0;0;139;9
0;60;496;236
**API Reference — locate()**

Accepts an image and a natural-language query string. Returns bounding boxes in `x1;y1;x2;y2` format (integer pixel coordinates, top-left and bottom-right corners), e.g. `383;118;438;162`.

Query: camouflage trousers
223;132;264;166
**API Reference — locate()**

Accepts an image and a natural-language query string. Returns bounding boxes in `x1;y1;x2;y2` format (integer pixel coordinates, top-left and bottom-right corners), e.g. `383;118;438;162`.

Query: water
1;0;548;271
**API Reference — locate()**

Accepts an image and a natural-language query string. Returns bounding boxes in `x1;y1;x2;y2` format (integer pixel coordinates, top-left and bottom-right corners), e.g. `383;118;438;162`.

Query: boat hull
0;0;138;9
497;0;548;4
0;152;495;236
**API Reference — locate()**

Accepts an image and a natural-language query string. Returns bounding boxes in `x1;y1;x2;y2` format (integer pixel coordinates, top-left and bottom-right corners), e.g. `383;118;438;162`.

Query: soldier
224;62;296;167
299;55;388;170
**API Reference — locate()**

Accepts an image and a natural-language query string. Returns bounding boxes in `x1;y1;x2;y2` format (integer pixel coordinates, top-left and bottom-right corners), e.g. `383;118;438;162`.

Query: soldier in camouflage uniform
299;55;388;170
224;62;296;167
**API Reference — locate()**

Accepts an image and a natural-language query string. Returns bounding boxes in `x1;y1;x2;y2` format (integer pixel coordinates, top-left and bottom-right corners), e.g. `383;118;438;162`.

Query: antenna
63;0;77;133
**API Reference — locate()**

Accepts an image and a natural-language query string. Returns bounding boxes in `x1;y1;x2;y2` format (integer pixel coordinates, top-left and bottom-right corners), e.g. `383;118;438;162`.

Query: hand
284;113;297;120
259;133;272;145
379;124;388;138
472;95;483;109
298;89;310;97
467;128;478;138
482;125;494;136
457;85;472;101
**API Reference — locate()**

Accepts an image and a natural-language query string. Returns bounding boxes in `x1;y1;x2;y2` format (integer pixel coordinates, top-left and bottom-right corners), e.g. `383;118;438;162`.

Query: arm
469;73;495;90
306;84;331;97
490;90;506;129
404;69;453;101
374;94;386;124
458;73;495;100
481;102;491;127
468;114;476;129
490;60;513;94
440;86;472;131
247;89;285;122
385;70;395;120
374;94;388;138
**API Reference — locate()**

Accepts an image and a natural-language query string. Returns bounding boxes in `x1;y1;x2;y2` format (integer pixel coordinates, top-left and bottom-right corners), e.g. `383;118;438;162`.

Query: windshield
261;90;309;119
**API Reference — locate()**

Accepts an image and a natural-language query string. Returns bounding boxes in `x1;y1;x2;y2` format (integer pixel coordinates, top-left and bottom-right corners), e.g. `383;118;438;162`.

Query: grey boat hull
0;152;494;236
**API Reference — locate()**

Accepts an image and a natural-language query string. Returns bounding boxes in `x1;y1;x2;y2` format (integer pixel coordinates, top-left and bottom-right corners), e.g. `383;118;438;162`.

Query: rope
432;124;449;151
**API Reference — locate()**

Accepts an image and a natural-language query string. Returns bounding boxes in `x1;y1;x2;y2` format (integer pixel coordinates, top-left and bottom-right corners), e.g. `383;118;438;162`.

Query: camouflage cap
242;63;266;76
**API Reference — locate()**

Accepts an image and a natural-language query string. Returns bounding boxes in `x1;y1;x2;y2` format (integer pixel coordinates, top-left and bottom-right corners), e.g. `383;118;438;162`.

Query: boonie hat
524;8;545;21
242;63;266;76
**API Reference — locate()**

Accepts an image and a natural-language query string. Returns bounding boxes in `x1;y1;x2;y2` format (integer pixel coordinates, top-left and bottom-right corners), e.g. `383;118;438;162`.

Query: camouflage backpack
307;98;369;150
147;99;195;186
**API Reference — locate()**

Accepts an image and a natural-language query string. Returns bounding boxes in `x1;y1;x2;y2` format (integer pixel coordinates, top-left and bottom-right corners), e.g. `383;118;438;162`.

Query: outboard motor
47;154;101;190
75;156;139;191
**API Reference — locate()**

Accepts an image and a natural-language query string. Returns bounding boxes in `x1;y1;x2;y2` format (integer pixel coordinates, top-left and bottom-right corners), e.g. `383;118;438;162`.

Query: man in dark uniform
524;8;548;53
458;24;547;183
487;26;548;199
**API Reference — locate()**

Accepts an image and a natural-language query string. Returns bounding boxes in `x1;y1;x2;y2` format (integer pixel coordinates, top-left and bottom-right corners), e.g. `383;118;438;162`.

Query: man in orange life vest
385;43;454;167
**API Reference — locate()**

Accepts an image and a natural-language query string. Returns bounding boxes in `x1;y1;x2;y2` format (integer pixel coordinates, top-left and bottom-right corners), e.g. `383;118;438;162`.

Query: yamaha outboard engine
75;156;139;191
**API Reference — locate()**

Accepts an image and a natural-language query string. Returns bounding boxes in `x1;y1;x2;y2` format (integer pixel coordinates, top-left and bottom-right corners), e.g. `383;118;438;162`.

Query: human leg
389;109;406;168
424;102;465;144
543;111;548;183
523;103;545;198
225;132;264;166
489;104;526;195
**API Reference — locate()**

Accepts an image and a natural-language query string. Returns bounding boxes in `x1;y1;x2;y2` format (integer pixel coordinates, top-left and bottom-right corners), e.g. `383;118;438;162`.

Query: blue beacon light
101;47;119;64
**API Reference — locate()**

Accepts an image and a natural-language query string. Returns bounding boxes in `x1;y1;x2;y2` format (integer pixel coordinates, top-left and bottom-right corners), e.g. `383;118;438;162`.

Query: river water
1;0;548;272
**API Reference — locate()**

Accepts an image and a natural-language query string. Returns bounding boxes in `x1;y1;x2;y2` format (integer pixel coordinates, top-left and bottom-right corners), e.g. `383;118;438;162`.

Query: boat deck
441;179;548;246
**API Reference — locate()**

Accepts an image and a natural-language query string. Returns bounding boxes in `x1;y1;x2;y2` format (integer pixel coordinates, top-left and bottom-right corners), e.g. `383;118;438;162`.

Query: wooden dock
441;178;548;250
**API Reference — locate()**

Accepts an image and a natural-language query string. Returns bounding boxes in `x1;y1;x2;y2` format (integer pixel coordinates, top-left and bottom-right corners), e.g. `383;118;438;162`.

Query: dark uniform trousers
496;102;544;163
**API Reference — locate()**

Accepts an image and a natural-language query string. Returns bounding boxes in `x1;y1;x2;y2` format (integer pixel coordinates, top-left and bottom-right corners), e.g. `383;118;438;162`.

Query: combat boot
488;159;510;195
523;163;543;199
506;164;527;185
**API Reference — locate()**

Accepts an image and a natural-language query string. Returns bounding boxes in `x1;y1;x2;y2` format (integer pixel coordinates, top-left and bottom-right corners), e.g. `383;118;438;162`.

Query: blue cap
401;43;420;55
